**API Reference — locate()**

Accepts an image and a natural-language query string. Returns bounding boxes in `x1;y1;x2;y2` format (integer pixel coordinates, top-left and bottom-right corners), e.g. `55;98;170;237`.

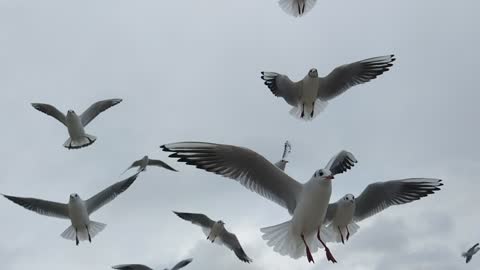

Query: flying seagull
323;178;443;244
122;155;177;174
2;173;140;245
278;0;317;17
112;258;193;270
261;55;395;120
161;142;357;263
31;98;122;149
462;243;480;263
274;140;292;171
173;211;252;263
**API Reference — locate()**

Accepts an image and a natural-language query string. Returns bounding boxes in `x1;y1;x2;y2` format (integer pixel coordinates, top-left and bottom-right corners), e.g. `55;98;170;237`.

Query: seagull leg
346;226;350;241
310;102;315;118
75;228;79;246
302;3;305;14
85;225;91;243
338;226;344;244
301;233;315;263
300;103;305;118
317;227;337;263
297;2;302;14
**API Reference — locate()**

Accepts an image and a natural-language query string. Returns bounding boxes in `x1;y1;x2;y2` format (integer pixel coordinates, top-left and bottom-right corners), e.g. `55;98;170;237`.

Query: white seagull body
323;178;443;244
261;55;395;121
112;258;193;270
161;142;357;263
2;173;139;245
173;211;252;263
278;0;317;17
122;155;177;174
274;140;292;171
31;98;122;149
462;243;480;263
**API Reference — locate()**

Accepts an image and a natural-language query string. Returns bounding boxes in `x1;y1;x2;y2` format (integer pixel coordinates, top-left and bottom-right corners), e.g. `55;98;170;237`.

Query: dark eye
318;171;323;176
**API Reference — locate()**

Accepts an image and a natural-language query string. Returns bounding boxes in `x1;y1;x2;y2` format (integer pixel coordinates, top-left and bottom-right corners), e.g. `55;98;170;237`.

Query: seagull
173;211;252;263
261;55;395;121
122;155;177;174
274;141;292;171
112;258;193;270
462;243;480;263
161;142;357;263
2;173;140;245
278;0;317;17
323;178;443;244
31;98;122;149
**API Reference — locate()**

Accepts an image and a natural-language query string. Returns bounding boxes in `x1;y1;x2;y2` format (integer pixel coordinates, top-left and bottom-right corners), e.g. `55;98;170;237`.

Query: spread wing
324;150;357;175
80;98;122;126
354;178;443;222
173;211;215;230
219;229;252;263
111;265;153;270
2;194;69;219
161;142;303;215
171;258;193;270
147;159;178;172
31;103;67;126
86;173;139;214
319;55;395;100
261;72;302;107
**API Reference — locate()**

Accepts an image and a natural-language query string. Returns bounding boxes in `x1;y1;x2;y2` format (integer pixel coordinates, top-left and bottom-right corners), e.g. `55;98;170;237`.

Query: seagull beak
326;175;334;180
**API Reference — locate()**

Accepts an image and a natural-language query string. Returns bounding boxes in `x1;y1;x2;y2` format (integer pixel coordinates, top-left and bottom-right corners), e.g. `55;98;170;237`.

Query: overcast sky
1;0;479;269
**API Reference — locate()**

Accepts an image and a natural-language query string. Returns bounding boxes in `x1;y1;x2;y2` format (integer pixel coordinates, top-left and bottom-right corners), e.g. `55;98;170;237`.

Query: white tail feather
60;221;106;242
261;220;331;259
63;134;97;149
278;0;318;17
289;100;328;121
325;222;360;243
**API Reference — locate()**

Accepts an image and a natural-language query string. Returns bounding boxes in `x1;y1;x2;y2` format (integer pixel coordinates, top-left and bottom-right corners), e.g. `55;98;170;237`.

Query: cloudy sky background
1;0;479;269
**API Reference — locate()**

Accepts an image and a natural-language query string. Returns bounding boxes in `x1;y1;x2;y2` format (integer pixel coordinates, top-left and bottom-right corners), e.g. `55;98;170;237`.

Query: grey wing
2;195;69;219
354;178;443;222
80;98;122;126
468;243;480;253
147;159;178;172
219;229;252;263
323;202;338;224
173;211;215;229
319;55;395;100
466;255;472;263
261;72;302;106
161;142;303;215
111;265;152;270
171;258;193;270
31;103;67;126
86;173;139;214
121;160;143;174
324;150;357;175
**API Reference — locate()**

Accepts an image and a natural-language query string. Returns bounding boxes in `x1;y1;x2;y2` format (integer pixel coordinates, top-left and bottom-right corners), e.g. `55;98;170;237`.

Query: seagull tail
261;220;328;259
63;134;97;149
324;222;360;243
289;100;328;121
60;221;106;242
278;0;318;17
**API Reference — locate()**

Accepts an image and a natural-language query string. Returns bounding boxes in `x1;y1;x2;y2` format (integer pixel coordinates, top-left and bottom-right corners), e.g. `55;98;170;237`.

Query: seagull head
218;220;226;225
342;194;355;204
67;110;76;116
308;68;318;78
69;193;80;201
313;168;334;181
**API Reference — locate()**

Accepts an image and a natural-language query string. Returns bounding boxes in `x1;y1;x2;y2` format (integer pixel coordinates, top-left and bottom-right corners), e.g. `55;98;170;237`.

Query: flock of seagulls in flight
2;0;477;268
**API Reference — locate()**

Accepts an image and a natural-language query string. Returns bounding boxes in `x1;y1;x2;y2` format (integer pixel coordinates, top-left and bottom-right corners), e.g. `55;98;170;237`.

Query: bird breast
333;202;355;227
66;113;86;138
301;76;319;103
68;199;90;227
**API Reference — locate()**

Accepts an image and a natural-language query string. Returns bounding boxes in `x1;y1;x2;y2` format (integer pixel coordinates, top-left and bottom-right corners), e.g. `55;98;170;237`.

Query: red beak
326;175;334;180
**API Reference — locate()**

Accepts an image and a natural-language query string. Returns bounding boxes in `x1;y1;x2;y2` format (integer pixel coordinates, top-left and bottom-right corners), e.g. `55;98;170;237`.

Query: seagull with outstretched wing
323;178;443;244
173;211;252;263
261;55;395;120
2;173;140;245
162;142;357;263
122;155;177;174
112;258;193;270
31;98;122;149
462;243;480;263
